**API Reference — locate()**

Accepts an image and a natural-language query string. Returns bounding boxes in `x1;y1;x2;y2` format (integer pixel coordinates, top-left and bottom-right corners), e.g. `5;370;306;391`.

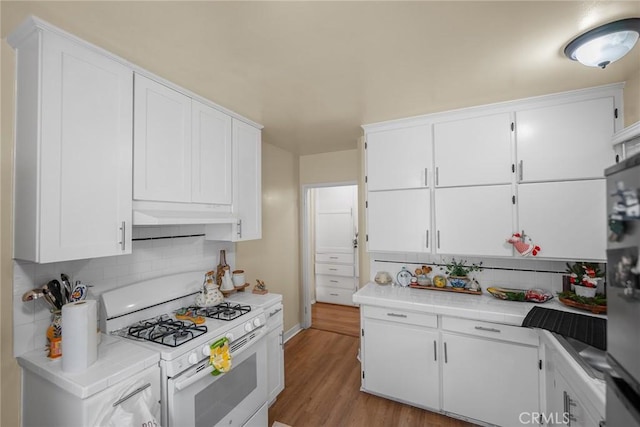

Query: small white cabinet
366;125;432;191
133;73;192;203
265;302;284;405
9;19;133;263
516;96;616;182
367;189;431;253
361;307;439;410
232;119;262;241
517;180;607;260
434;112;513;187
434;185;514;257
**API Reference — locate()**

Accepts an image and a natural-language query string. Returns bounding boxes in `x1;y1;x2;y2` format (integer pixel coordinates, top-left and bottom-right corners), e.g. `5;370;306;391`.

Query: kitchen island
354;282;606;427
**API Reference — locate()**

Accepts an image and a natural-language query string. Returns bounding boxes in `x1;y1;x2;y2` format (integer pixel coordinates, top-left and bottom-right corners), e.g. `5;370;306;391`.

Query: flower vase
448;276;470;288
575;286;597;298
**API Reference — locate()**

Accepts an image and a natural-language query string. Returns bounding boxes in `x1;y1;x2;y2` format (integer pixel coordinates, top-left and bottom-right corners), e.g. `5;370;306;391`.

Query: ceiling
2;1;640;155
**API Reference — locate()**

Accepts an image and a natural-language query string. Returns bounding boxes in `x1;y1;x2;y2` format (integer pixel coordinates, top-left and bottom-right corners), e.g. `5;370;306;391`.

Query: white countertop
354;282;606;325
17;334;159;399
225;291;282;309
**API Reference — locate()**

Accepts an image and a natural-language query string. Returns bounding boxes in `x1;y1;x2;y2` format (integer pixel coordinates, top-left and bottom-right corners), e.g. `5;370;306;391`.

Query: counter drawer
363;306;437;329
315;274;354;290
315;263;353;277
316;287;355;306
442;316;539;346
316;253;354;264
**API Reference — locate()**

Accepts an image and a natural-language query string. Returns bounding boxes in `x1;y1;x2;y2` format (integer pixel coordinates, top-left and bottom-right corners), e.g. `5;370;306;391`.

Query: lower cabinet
266;302;284;405
361;307;439;410
441;326;540;426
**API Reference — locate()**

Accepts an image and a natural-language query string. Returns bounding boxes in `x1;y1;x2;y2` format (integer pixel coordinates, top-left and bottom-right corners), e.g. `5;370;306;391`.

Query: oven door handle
174;364;217;391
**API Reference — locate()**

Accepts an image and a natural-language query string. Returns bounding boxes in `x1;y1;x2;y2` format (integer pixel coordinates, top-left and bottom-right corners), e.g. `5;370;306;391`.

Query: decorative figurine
253;279;268;295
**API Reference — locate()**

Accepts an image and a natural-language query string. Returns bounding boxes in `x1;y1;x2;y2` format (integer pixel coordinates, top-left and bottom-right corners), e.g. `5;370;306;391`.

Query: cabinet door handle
518;160;523;181
433;340;437;361
444;342;448;363
435;167;439;186
437;230;440;249
119;221;126;251
237;219;242;238
424;168;428;187
474;326;501;333
426;230;429;248
112;383;151;407
386;313;407;318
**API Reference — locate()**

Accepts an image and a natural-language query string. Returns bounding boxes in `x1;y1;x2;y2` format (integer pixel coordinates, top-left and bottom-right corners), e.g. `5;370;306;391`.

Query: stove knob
253;318;263;328
244;322;254;333
188;352;199;365
202;345;211;357
225;333;234;342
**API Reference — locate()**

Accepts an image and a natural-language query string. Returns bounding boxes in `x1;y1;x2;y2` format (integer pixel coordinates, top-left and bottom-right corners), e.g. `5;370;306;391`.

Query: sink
553;333;610;380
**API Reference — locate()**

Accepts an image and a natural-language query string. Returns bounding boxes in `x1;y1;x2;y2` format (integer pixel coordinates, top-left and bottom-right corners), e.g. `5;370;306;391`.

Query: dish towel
521;306;607;350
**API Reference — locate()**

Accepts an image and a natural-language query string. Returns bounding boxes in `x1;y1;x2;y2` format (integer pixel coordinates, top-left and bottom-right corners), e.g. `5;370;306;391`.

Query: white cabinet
315;254;356;306
315;186;357;253
232;119;262;241
366;125;432;191
134;74;234;206
367;189;431;253
10;22;133;263
191;100;232;204
361;307;439;410
434;112;513;187
434;185;514;257
516;96;616;182
265;302;284;405
518;180;607;260
441;318;540;426
133;73;192;203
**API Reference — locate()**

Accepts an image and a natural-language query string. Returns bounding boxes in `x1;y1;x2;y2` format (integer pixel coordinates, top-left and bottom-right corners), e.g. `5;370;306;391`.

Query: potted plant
445;258;483;288
565;262;604;298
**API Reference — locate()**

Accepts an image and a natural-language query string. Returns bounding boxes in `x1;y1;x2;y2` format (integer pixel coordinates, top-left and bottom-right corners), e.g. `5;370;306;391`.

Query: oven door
167;336;267;427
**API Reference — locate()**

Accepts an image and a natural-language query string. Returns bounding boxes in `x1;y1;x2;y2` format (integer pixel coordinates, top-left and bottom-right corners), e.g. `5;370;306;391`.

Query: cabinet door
134;73;192;202
232;119;262;241
315;186;357;253
518;180;606;260
367;189;430;253
34;32;133;262
442;332;539;426
434;112;513;187
363;318;439;410
434;185;514;257
266;326;284;404
191;100;232;204
366;125;432;191
516;97;615;182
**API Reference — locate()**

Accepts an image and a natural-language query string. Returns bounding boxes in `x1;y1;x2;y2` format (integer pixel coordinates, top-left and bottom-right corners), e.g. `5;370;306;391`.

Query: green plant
445;258;483;277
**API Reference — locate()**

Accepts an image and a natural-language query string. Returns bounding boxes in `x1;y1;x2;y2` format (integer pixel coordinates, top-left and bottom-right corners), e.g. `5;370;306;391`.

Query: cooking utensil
47;280;65;308
42;290;59;311
69;282;87;302
22;288;44;302
42;286;60;311
61;274;72;304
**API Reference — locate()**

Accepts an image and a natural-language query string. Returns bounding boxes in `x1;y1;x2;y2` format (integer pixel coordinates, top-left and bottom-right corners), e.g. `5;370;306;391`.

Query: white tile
34;297;55;321
14;323;37;357
34;318;52;352
14;294;35;325
13;261;36;295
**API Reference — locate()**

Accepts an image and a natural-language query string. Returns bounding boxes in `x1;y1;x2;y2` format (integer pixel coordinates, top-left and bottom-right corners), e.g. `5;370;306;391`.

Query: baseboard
283;323;303;343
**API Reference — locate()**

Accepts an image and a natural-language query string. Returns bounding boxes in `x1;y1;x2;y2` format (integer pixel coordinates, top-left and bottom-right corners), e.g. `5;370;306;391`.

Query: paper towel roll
62;299;98;373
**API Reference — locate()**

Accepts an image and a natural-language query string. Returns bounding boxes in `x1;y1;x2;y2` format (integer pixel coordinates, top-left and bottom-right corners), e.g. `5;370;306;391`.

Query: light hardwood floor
311;302;360;337
269;303;475;427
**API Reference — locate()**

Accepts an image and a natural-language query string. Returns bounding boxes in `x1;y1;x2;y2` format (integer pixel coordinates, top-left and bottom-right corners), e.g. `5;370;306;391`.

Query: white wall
13;225;234;356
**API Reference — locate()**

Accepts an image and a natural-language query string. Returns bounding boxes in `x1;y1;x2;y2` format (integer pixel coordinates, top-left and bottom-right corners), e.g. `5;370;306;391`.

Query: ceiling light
564;18;640;69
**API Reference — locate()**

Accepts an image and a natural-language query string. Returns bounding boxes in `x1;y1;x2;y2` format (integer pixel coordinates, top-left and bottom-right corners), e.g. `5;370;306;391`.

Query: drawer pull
329;268;338;271
386;313;407;318
444;342;448;363
269;307;282;317
330;257;338;259
330;280;339;283
474;326;501;333
329;293;339;296
433;340;437;361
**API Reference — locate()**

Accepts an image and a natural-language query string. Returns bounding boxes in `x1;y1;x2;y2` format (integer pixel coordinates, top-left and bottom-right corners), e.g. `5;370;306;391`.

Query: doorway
301;183;359;334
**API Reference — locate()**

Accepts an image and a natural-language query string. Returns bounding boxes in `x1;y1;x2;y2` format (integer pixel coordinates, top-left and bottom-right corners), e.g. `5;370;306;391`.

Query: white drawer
315;263;353;277
441;316;539;346
315;274;355;290
316;287;355;306
265;303;283;331
316;253;354;264
363;306;437;329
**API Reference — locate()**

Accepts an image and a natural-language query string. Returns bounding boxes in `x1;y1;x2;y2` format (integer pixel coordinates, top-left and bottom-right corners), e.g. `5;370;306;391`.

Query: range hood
133;209;238;226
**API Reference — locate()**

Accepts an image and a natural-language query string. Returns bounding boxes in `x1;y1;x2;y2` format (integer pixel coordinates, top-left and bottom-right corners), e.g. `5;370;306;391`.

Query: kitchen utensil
70;282;87;302
61;274;73;303
43;291;59;311
48;280;65;308
396;267;412;287
22;288;44;302
42;286;61;310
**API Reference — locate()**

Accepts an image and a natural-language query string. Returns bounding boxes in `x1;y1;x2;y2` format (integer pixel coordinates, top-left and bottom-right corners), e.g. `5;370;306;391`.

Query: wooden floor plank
268;327;475;427
310;302;360;337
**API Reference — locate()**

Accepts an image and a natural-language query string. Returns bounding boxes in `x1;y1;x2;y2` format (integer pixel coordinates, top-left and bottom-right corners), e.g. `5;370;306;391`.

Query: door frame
300;181;358;329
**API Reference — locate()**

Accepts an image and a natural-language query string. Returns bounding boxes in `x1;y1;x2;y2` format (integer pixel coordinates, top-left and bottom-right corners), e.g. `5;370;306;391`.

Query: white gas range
100;271;268;427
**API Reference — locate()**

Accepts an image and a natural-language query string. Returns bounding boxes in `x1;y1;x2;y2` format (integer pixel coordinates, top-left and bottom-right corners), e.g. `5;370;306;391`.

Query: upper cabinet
232;120;262;241
134;74;192;202
366;125;432;191
516;96;616;182
9;20;133;263
434;112;513;187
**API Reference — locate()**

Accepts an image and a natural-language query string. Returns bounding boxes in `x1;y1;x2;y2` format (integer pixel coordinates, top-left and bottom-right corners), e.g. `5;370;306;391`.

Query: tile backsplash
13;225;235;357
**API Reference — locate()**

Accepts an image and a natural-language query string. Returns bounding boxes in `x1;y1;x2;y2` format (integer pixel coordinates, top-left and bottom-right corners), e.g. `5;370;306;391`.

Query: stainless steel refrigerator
605;153;640;426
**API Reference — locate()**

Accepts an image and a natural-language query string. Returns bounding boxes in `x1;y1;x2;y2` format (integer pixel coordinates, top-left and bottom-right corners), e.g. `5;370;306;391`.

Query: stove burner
123;315;208;347
185;303;251;321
